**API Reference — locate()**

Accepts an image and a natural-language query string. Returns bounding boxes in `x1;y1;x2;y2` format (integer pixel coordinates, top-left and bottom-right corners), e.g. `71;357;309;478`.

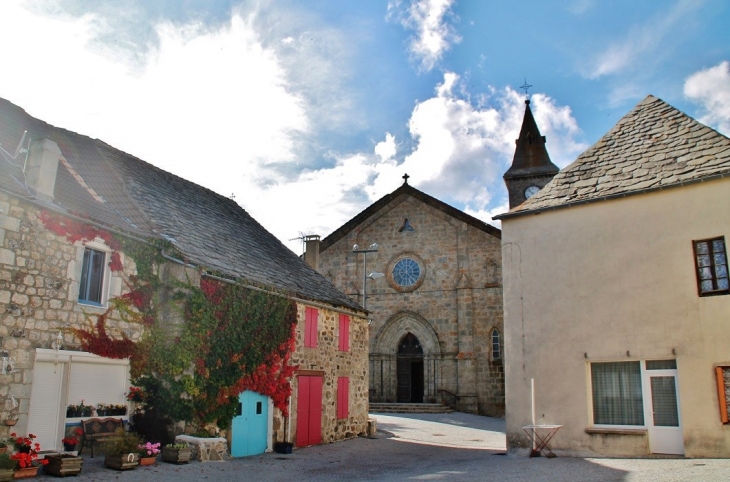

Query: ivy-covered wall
0;193;369;450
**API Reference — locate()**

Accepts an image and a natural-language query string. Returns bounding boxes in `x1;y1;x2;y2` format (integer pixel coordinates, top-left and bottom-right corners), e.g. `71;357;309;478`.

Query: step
369;403;453;414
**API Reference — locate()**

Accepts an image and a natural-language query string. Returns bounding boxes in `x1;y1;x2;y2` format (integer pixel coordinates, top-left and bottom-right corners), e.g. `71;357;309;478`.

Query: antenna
13;130;28;158
289;231;307;255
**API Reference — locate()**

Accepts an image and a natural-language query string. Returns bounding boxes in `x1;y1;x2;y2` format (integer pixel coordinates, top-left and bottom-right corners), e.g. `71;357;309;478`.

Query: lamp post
352;243;382;310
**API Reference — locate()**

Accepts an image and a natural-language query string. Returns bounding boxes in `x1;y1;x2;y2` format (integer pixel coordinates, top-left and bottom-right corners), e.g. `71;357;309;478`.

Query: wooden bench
79;417;124;458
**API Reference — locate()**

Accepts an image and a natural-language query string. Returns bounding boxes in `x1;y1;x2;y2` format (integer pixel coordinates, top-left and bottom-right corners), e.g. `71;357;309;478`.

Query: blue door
231;390;269;457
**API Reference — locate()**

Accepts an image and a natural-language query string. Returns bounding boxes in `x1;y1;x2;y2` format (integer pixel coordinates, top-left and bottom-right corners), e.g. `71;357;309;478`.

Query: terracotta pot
138;456;157;466
12;466;38;479
0;447;7;454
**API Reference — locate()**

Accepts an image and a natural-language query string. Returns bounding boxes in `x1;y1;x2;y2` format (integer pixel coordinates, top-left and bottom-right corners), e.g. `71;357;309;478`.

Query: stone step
369;403;453;414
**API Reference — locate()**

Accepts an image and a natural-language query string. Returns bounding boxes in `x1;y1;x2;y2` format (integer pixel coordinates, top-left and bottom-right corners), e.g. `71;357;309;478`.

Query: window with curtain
78;247;106;305
591;361;644;426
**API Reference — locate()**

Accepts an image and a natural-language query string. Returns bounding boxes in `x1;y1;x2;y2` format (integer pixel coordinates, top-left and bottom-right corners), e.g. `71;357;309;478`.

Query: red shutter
310;376;322;444
305;307;318;348
338;314;350;352
337;377;349;419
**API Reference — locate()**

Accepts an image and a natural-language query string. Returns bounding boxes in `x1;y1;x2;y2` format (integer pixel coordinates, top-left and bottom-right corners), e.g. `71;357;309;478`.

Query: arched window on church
491;328;501;361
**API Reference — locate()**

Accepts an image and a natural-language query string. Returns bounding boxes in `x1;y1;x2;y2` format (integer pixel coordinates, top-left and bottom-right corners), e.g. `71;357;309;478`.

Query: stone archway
370;311;441;403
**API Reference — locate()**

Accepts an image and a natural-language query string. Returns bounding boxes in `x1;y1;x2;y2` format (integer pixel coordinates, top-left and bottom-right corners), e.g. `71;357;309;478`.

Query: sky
0;0;728;253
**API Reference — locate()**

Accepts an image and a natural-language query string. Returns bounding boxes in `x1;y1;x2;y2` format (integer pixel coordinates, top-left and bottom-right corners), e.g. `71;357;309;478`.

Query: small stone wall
175;435;229;462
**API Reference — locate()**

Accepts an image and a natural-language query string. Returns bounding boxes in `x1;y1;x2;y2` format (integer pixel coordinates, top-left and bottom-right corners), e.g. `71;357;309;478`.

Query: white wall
502;177;730;457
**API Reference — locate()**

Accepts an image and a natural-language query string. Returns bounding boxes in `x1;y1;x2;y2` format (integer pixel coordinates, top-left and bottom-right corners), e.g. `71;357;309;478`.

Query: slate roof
0;97;361;311
320;181;500;252
495;95;730;220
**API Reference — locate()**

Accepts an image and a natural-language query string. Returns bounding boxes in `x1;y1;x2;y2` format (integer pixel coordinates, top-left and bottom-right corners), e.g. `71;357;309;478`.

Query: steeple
503;99;560;209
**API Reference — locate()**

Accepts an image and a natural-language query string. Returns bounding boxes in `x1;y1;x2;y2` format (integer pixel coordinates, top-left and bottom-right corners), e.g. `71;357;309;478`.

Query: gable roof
320;182;500;252
0;97;360;311
495;95;730;220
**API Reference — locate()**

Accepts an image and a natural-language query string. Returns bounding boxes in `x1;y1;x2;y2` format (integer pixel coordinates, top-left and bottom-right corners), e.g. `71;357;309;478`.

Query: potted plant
96;403;108;417
61;428;83;452
78;400;92;418
162;443;192;464
102;428;141;471
9;434;48;479
0;453;15;482
111;404;128;416
137;442;160;466
66;404;78;418
126;387;144;403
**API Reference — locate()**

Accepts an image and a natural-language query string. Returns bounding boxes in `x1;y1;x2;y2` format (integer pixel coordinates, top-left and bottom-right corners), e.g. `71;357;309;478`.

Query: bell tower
503;96;559;209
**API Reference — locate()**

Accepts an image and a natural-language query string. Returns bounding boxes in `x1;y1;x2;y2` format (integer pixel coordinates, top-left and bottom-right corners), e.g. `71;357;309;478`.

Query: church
302;102;552;418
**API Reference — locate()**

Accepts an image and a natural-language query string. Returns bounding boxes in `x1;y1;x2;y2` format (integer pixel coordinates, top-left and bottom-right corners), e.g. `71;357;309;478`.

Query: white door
643;362;683;455
28;361;65;452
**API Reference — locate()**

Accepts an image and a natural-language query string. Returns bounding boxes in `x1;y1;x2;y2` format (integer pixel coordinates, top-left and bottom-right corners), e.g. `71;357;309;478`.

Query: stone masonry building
306;179;505;416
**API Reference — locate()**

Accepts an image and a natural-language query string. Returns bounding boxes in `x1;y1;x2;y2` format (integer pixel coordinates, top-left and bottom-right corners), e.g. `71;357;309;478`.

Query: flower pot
63;444;77;452
274;442;293;454
97;409;107;416
12;466;38;479
104;453;139;471
162;447;192;464
138;456;157;466
0;447;6;454
44;454;83;477
3;421;17;427
0;469;13;482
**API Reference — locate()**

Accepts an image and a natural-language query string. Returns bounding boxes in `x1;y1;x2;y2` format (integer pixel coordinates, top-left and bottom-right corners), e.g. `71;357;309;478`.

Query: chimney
303;235;321;271
26;138;61;201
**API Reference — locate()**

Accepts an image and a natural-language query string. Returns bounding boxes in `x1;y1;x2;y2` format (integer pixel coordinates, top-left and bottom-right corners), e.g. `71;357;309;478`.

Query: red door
296;375;322;446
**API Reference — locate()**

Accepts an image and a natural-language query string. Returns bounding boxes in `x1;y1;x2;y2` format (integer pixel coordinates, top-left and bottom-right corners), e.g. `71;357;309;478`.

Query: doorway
231;390;269;457
643;360;683;455
296;375;322;447
397;333;424;403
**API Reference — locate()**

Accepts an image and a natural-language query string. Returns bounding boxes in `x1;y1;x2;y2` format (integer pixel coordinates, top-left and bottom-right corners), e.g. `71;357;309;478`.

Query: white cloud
375;133;397;162
684;61;730;135
388;0;461;72
585;0;700;79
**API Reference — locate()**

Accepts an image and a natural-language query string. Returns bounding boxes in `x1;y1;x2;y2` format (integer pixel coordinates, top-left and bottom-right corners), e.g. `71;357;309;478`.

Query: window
304;307;318;348
591;361;644;426
337;377;349;419
693;237;728;296
392;258;420;287
78;247;106;305
338;314;350;352
491;329;501;360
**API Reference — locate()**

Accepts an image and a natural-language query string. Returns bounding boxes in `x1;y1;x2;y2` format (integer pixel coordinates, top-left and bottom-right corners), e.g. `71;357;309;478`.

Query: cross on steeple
519;78;533;99
402;173;410;185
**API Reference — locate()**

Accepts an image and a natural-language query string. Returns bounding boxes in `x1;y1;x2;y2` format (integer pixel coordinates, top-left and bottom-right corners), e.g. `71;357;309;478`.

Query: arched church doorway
397;333;424;403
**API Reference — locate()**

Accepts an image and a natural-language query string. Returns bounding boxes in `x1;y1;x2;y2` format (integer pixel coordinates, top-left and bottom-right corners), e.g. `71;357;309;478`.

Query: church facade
305;179;505;416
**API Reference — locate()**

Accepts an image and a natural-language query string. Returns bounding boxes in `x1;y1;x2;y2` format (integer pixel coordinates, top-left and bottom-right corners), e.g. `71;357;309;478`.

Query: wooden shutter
305;307;318;348
338;314;349;352
296;375;322;446
716;366;729;424
337;377;349;419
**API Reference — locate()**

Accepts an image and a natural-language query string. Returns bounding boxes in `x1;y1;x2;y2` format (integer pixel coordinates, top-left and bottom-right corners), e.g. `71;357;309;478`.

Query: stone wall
0;194;143;437
317;193;504;416
285;304;369;445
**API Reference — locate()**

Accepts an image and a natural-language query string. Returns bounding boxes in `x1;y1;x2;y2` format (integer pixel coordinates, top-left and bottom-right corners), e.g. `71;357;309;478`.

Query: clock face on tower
524;185;540;199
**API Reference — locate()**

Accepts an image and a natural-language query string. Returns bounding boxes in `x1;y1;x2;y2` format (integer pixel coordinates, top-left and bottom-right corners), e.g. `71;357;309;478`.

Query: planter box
44;454;83;477
12;467;39;479
274;442;293;454
104;453;139;470
162;447;192;464
0;469;13;482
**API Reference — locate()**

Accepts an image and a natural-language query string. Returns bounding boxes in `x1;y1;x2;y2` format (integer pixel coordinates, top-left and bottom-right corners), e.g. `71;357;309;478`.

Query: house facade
0;98;368;455
307;180;505;416
496;95;730;457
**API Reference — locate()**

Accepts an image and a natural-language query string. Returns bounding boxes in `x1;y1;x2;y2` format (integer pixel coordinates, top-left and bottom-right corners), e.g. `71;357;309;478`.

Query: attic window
399;218;415;232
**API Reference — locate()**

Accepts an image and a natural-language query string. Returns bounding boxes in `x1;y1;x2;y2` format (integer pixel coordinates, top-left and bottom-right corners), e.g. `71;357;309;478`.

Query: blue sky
1;0;728;252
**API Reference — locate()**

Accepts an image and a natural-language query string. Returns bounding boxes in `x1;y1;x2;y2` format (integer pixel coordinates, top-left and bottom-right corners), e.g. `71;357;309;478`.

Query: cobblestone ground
57;412;730;481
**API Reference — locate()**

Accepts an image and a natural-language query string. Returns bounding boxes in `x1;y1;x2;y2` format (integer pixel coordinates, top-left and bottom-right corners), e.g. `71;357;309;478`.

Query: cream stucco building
495;95;730;457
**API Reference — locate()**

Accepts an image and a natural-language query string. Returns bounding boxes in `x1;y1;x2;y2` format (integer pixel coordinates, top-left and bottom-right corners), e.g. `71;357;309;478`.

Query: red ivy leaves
72;312;137;360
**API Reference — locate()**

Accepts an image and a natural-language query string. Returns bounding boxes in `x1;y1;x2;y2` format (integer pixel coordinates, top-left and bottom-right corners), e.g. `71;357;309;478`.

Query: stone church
303;98;553;417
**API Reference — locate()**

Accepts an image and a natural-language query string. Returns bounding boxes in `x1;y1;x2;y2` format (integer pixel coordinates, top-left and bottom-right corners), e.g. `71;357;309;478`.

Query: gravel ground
45;412;730;481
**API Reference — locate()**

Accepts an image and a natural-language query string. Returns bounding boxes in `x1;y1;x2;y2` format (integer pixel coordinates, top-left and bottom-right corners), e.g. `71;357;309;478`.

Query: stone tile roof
320;182;500;252
0;97;360;311
495;95;730;219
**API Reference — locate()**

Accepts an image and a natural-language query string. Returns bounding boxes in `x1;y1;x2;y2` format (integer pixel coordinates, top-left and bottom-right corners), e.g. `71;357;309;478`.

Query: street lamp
352;243;381;310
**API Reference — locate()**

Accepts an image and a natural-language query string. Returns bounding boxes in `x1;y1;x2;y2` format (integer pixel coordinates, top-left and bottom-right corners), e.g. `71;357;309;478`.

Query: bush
101;428;142;455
